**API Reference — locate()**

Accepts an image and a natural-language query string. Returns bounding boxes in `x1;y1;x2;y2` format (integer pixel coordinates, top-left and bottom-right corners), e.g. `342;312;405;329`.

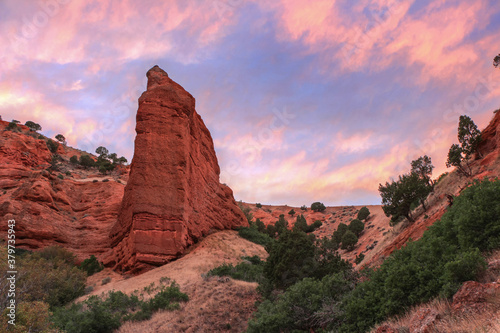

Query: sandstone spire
108;66;246;273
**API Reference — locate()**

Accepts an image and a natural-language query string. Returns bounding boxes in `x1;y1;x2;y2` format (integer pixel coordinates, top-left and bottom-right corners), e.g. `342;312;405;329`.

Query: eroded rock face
107;66;246;273
452;280;500;314
0;121;125;261
478;110;500;158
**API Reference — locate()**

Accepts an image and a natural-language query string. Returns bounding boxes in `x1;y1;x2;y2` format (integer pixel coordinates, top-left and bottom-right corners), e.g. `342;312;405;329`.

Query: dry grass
372;295;500;333
372;259;500;333
78;230;267;333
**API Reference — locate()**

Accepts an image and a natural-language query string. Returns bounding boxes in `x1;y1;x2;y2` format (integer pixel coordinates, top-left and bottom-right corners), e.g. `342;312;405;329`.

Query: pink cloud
2;0;239;67
258;0;494;84
334;131;386;154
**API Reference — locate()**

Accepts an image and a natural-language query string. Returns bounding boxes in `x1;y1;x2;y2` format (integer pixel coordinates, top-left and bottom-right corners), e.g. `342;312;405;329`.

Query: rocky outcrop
0;122;125;261
478;110;500;158
452;280;500;314
107;66;246;273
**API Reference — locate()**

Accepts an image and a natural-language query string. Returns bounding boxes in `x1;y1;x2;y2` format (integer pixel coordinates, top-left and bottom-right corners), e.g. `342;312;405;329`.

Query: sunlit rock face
107;66;246;273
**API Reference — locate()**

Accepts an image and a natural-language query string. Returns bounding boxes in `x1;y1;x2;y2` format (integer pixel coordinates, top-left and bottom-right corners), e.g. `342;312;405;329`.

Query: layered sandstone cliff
0;121;125;260
107;66;246;273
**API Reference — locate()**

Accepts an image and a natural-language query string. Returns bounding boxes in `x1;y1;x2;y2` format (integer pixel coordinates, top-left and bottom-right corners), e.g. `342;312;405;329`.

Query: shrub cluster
245;178;499;332
206;255;265;283
311;202;326;212
357;206;370;220
51;281;188;333
79;255;104;276
341;178;498;332
293;215;322;233
70;146;127;174
332;220;364;251
0;245;86;332
237;225;274;247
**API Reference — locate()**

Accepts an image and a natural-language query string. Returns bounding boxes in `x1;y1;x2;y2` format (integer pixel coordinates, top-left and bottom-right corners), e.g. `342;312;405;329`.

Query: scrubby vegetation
357;206;370;220
0;245;86;332
206;256;265;283
237;220;274;247
51;280;188;333
25;120;42;132
240;178;500;332
341;178;498;332
0;246;86;310
0;244;187;333
79;255;104;276
311;201;326;212
46;139;59;153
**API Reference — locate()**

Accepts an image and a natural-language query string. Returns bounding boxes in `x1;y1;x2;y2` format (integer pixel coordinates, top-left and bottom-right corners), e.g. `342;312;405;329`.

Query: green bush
274;214;289;236
357;206;370;220
288;209;296;216
0;245;86;310
355;253;365;265
264;230;351;291
141;282;189;313
340;230;358;251
237;225;274;247
348;219;364;237
70;155;79;164
333;223;349;245
6;121;20;132
1;301;58;333
306;220;323;233
248;273;356;332
79;255;104;276
25;120;42;132
255;218;266;233
51;282;188;332
256;203;262;208
79;154;95;168
440;178;500;251
265;224;277;238
46;139;59;153
292;214;308;232
300;205;308;211
311;202;326;212
206;256;265;283
98;159;116;174
264;230;317;290
38;245;76;265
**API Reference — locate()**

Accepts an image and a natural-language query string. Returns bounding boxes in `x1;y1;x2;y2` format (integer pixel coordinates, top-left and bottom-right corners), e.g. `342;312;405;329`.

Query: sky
1;0;500;206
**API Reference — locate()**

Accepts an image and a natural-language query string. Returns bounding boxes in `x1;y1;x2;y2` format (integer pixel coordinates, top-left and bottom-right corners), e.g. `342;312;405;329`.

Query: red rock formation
0;122;125;261
452;280;500;314
107;66;246;273
478;110;500;158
